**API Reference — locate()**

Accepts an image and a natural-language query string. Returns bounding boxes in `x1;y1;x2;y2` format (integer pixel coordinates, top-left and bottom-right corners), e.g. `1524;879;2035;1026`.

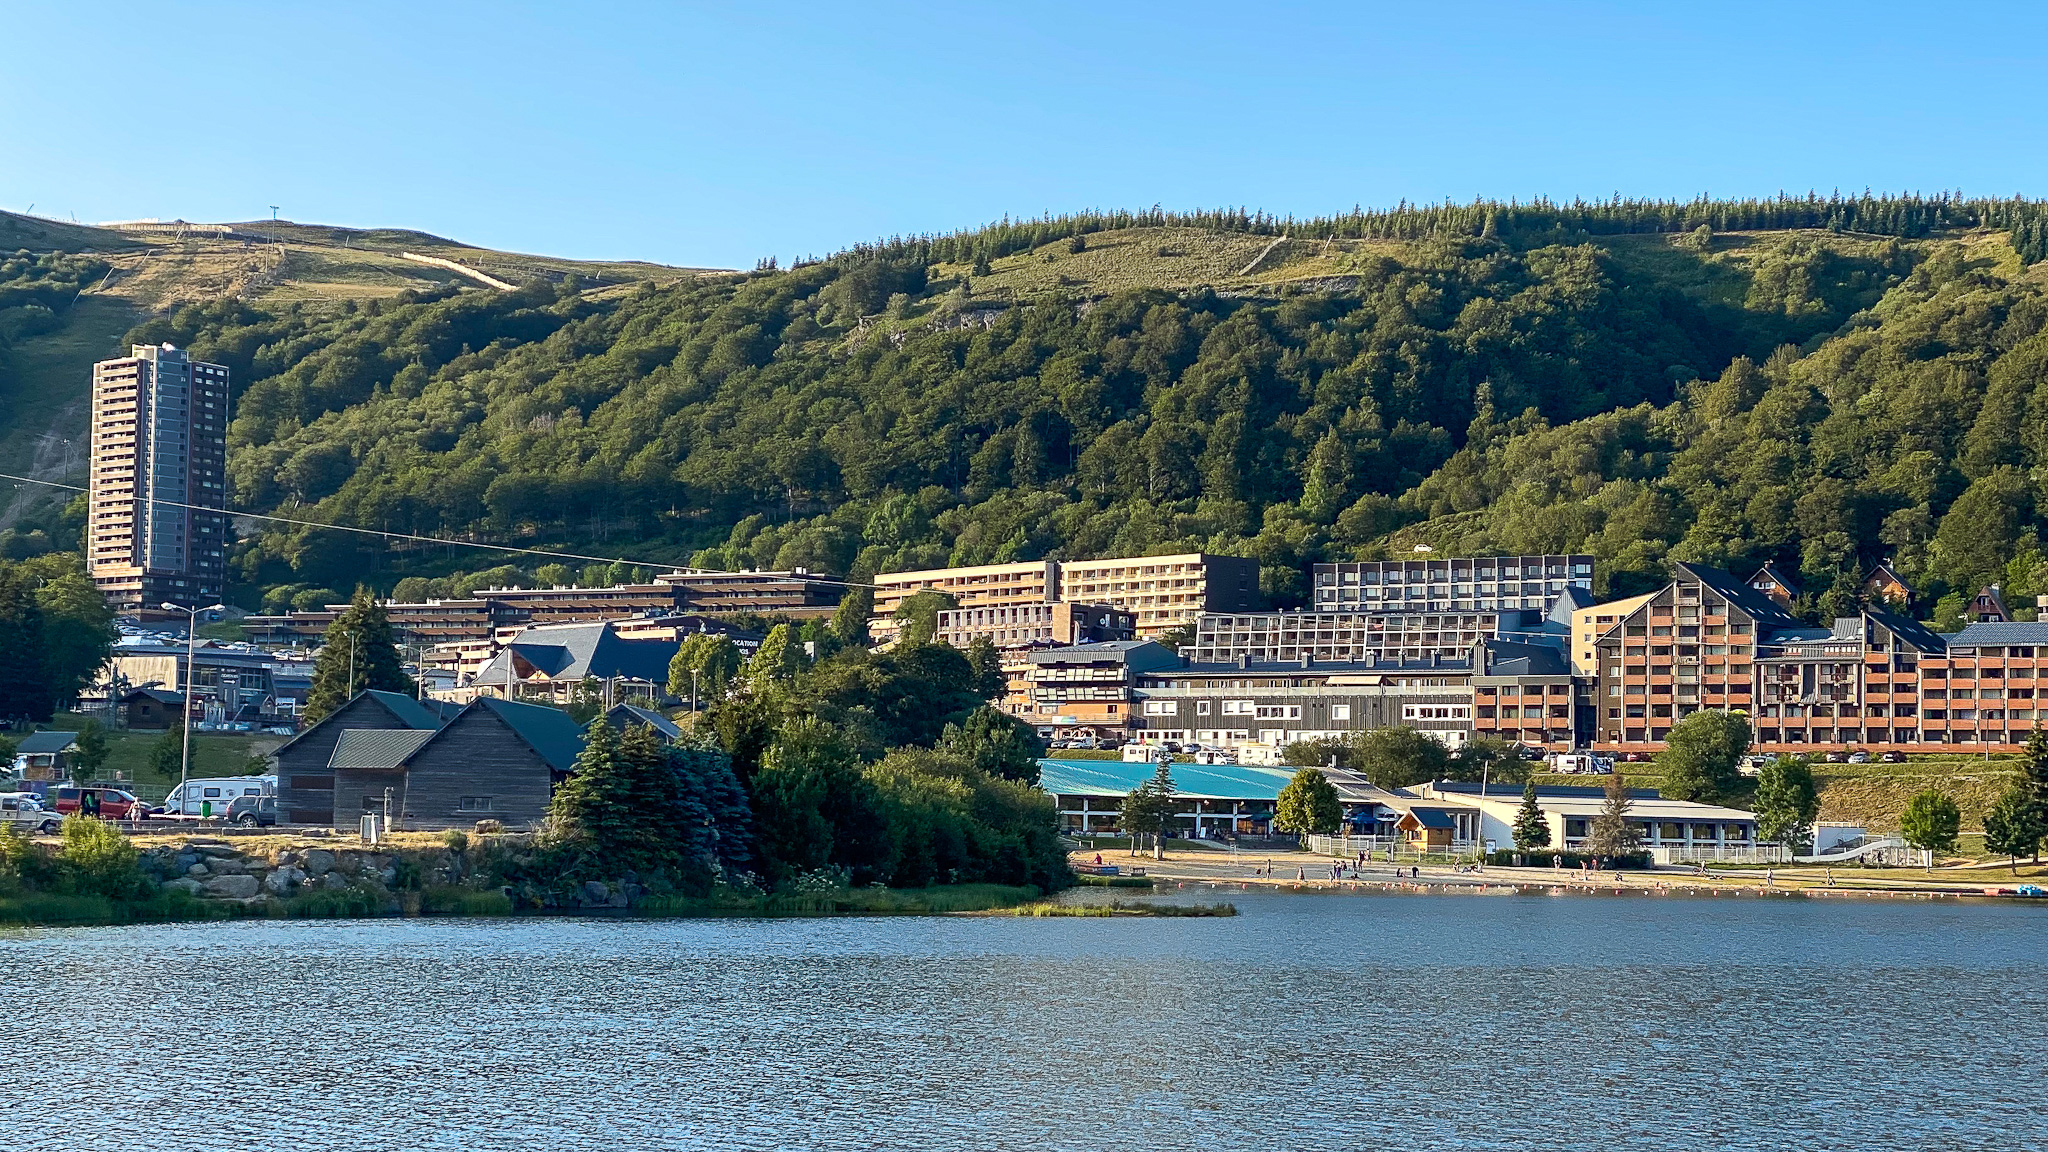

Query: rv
159;775;276;817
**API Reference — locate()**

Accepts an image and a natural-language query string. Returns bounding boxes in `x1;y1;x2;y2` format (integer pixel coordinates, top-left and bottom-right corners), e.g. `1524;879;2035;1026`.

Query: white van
160;775;276;817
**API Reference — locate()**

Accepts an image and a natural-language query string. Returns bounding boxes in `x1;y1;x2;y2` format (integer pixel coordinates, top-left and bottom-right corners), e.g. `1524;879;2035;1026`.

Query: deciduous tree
1275;766;1342;838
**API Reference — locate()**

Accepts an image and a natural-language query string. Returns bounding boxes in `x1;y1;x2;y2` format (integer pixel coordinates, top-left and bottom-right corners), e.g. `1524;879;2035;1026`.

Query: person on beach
1296;865;1306;881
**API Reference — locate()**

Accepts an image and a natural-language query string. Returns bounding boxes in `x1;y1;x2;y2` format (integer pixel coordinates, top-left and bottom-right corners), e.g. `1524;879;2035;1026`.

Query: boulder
193;844;240;859
262;866;306;896
269;849;300;867
204;858;245;874
165;878;205;896
186;863;210;878
582;880;610;905
606;890;629;909
319;872;348;891
377;865;398;887
204;874;260;900
302;849;336;876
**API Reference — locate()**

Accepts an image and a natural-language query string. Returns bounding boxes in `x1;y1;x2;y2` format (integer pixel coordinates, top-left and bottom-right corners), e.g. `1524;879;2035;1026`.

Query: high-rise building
88;343;230;616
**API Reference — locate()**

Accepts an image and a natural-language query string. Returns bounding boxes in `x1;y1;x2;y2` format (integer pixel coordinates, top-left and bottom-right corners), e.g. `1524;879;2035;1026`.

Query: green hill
5;194;2048;626
0;209;719;535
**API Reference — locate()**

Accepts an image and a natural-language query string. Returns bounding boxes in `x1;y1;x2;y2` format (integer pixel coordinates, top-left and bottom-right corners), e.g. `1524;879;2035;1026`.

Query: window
1141;700;1177;716
1195;700;1212;715
1221;700;1255;715
1330;704;1351;721
457;796;495;812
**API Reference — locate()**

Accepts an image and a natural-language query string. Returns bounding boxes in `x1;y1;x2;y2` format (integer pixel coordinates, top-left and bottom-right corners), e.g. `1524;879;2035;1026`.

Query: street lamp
162;601;228;804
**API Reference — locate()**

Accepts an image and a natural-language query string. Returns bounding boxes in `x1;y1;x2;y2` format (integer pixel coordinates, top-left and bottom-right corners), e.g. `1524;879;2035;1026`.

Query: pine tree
547;718;645;872
829;587;872;649
1511;780;1551;850
1586;772;1642;858
304;588;413;723
1119;761;1177;859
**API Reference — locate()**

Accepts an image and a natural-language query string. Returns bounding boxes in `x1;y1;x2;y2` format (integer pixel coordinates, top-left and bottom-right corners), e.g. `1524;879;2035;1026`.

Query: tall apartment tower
88;343;230;617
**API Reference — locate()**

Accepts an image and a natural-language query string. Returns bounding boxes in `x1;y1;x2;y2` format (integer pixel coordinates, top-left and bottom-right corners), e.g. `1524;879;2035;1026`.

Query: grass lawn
41;714;284;801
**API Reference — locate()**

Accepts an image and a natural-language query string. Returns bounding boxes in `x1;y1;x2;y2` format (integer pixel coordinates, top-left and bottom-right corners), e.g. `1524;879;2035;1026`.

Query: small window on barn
458;796;495;812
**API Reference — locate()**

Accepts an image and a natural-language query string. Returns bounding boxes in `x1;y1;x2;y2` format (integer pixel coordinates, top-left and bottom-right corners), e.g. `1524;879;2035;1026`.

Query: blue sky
6;1;2048;269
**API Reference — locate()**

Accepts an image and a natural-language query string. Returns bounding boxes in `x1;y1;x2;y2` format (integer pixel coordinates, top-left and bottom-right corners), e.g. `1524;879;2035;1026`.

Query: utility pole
163;601;226;806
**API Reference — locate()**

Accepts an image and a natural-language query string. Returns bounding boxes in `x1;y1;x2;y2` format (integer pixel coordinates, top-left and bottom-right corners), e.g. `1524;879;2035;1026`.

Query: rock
184;862;208;878
606;891;629;909
174;852;200;871
262;866;306;896
582;880;610;904
269;849;300;867
165;878;205;896
303;849;335;876
377;866;398;886
320;872;348;891
193;845;240;859
204;874;260;899
204;858;244;874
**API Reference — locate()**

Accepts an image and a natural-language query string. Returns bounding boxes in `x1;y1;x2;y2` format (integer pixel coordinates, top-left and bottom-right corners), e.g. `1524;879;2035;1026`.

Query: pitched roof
1748;560;1802;597
329;728;436;771
606;703;681;741
273;689;443;757
1546;584;1596;626
477;621;677;684
120;688;184;704
1681;562;1798;625
16;731;78;754
1946;621;2048;649
1866;607;1945;653
1026;640;1180;671
1475;638;1570;677
470;697;586;773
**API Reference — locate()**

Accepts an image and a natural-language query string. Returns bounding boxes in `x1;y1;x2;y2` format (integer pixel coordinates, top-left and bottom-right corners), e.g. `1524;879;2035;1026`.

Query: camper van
1545;752;1613;775
158;775;276;818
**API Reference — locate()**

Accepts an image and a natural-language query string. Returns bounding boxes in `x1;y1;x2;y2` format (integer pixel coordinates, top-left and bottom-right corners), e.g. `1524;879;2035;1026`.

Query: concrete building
1311;554;1593;615
1054;553;1262;638
1020;640;1181;736
1188;607;1552;666
1413;780;1762;862
1469;639;1581;753
1127;658;1474;750
871;553;1260;643
1570;591;1655;677
88;344;230;616
655;568;844;616
935;601;1135;650
92;637;313;724
1037;756;1408;838
1591;563;1796;748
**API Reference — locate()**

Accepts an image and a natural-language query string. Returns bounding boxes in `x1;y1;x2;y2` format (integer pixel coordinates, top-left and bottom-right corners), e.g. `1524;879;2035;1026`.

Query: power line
0;470;876;589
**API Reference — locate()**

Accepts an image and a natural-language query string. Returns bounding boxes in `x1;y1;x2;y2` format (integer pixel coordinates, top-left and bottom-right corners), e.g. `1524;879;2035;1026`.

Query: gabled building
1863;560;1914;609
1751;610;1945;752
275;690;446;825
1967;584;2012;623
1747;561;1803;609
1593;563;1797;749
605;703;682;741
330;697;585;831
470;620;678;705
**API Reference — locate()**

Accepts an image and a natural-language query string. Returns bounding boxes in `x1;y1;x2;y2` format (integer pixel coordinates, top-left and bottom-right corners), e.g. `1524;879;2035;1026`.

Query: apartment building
1127;659;1474;749
1469;639;1581;753
1312;554;1593;615
1055;553;1261;638
1590;564;1793;749
935;602;1135;650
88;344;230;616
1189;608;1552;665
1020;640;1181;734
1570;592;1655;677
871;553;1259;642
655;568;844;616
243;583;688;647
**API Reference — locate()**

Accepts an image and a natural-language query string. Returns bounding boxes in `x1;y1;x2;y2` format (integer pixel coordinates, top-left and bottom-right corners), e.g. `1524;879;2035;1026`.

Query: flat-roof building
1312;554;1593;615
88;344;230;616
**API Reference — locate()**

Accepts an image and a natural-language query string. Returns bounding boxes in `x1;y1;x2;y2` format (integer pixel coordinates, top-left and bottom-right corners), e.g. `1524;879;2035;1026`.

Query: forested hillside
69;194;2048;625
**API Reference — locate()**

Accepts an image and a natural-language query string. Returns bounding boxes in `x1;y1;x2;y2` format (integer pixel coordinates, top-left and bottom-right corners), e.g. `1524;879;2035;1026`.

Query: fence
1305;834;1481;860
1650;844;1790;865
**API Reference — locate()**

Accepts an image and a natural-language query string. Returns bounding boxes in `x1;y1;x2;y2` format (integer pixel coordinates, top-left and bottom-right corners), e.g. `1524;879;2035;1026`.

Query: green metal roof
475;697;586;774
329;728;436;771
1037;757;1301;801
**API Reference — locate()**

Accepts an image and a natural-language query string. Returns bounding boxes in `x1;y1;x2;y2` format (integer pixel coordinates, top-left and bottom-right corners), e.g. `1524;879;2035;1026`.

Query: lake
5;889;2043;1151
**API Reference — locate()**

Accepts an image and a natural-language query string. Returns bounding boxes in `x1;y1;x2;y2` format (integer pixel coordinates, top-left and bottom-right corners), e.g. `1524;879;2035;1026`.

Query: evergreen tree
1753;755;1821;852
2020;724;2048;865
1119;760;1177;859
304;589;412;723
964;635;1006;700
72;720;110;781
0;566;53;724
829;587;872;649
147;721;184;781
1586;772;1642;857
1511;780;1551;850
1274;766;1343;838
546;719;640;867
1982;780;2044;876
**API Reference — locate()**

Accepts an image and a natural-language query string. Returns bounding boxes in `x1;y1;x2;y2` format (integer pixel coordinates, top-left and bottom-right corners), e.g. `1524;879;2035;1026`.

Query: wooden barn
273;690;446;826
330;697;585;831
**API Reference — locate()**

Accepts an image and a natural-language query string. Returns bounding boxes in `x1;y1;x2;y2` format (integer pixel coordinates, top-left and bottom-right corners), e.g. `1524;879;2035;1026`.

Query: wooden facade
326;698;582;831
275;692;439;826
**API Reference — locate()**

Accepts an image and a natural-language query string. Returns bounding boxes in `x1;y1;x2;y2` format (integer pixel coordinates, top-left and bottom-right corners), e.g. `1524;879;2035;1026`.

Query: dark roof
1946;621;2048;649
478;621;677;684
273;689;443;757
329;728;436;771
16;731;78;754
1027;640;1181;671
606;703;681;741
1748;560;1802;596
1475;639;1569;677
1547;585;1597;626
469;697;586;773
1867;608;1945;654
1402;807;1459;830
121;688;184;704
1681;562;1798;626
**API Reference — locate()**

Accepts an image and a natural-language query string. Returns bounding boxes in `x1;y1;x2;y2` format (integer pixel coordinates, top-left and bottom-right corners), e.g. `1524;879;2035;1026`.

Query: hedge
1488;848;1652;870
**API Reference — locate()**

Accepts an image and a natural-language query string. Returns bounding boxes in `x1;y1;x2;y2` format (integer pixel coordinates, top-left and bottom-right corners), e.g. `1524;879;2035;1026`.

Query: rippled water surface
5;890;2044;1151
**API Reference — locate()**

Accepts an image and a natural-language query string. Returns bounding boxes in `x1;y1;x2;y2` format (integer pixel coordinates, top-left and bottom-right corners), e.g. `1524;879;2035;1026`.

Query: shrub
420;885;512;916
473;819;503;835
1488;848;1652;869
59;816;144;898
443;830;470;854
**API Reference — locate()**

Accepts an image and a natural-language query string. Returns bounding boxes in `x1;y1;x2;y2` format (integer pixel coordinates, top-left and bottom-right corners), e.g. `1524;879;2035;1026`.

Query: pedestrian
1552;854;1562;871
1093;852;1103;866
1296;865;1306;882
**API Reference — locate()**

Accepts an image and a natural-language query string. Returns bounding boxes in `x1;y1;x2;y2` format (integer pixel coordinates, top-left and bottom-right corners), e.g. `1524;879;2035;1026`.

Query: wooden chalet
330;697;585;831
275;690;446;825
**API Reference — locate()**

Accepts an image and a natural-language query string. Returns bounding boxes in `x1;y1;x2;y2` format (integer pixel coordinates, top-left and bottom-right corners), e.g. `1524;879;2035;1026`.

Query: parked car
1880;750;1907;763
225;794;279;827
1847;750;1870;764
1824;750;1850;763
49;786;142;820
0;792;62;836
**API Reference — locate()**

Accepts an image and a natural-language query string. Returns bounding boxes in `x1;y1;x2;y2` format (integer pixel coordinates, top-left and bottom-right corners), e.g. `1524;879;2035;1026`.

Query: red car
49;786;141;820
